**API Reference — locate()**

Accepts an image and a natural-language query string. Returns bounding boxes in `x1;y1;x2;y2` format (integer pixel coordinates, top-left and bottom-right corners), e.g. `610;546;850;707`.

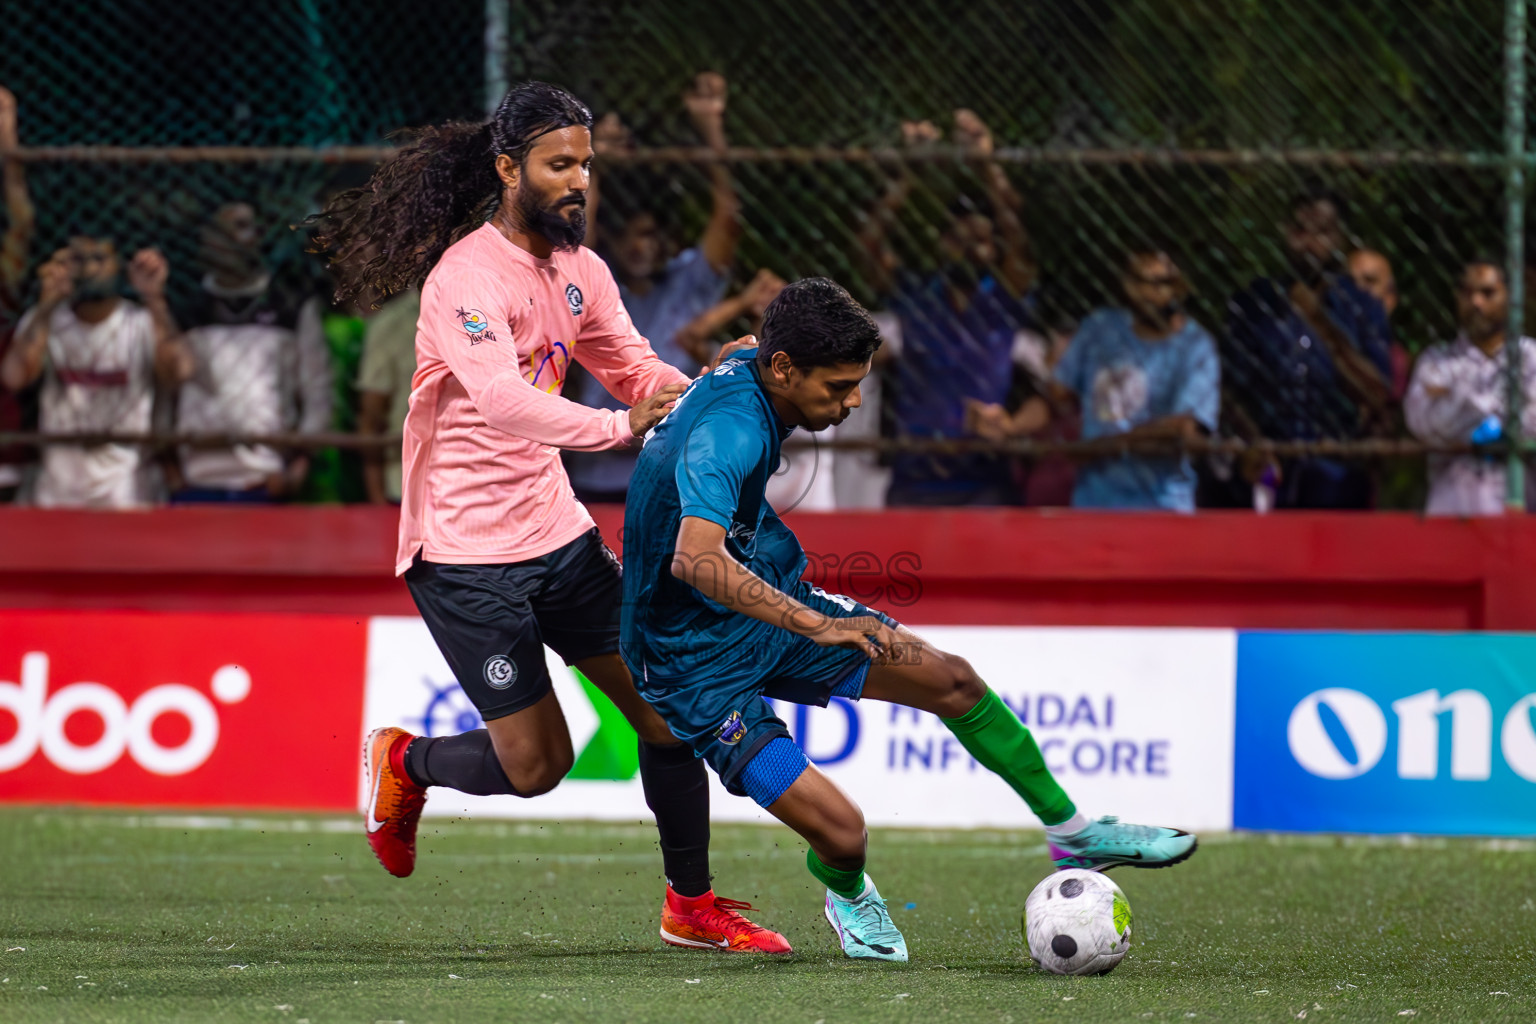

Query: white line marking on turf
21;813;1536;853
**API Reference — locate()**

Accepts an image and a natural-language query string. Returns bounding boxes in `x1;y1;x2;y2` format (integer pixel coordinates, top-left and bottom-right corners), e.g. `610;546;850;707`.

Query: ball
1022;868;1133;975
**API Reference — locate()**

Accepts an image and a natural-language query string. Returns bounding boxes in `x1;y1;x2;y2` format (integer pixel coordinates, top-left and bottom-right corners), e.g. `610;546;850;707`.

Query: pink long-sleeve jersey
395;222;691;575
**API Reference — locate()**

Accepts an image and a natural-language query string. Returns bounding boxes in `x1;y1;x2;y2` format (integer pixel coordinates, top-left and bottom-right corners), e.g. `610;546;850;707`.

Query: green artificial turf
0;809;1532;1022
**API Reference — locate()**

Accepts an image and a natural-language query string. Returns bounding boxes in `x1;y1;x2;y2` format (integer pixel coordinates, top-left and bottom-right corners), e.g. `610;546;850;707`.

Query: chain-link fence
0;0;1532;509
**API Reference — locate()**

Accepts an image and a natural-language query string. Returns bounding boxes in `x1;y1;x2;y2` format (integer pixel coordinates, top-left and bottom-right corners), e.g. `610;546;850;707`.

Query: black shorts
404;528;623;720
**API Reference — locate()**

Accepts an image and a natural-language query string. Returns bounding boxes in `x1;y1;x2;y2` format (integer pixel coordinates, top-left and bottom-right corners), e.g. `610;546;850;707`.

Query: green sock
942;688;1077;827
806;849;866;900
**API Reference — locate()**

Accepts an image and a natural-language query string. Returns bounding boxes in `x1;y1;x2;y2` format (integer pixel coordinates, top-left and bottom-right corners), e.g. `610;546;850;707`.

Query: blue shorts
631;581;893;802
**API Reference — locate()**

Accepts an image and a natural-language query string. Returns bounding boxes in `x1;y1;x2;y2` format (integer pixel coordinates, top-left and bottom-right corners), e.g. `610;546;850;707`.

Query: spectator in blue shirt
565;72;755;502
860;111;1039;506
1224;187;1394;508
967;246;1219;512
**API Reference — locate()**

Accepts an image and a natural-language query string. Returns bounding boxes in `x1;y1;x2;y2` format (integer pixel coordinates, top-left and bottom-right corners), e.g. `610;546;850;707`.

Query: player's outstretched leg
749;740;908;962
863;630;1197;872
579;655;791;954
364;690;574;877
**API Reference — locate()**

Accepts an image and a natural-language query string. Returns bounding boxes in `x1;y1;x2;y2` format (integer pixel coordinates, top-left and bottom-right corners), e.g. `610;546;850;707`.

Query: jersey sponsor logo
57;368;131;388
483;654;517;690
454;307;497;344
716;710;747;746
566;283;583;316
525;340;572;393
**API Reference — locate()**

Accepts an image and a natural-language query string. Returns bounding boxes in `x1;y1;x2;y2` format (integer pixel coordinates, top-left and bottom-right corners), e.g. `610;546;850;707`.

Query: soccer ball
1022;869;1133;975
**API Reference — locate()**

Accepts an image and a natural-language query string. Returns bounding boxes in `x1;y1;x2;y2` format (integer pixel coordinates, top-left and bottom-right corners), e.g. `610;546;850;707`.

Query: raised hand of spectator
36;248;72;310
0;86;17;148
687;70;740;271
592;112;630;158
952;108;994;158
741;269;786;318
683;71;728;142
126;247;169;300
900;119;941;148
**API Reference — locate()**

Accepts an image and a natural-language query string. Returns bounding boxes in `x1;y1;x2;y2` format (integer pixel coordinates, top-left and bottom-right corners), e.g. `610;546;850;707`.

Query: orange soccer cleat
659;886;793;954
362;726;428;878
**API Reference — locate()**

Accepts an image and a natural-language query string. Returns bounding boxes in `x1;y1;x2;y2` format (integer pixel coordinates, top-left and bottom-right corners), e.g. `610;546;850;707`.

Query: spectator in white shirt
0;236;187;507
1405;259;1536;516
168;202;333;502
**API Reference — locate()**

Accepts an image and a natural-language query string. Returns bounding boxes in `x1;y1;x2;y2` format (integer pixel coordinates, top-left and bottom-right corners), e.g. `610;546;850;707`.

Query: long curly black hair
312;82;592;306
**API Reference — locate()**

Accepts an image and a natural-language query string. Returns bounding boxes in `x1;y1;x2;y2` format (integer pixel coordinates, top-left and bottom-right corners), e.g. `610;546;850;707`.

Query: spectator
1349;247;1411;399
1226;187;1394;508
1405;259;1536;516
356;287;419;504
967;247;1218;512
168;202;332;502
564;71;749;503
0;85;35;501
1;238;185;507
1348;248;1398;317
862;110;1038;506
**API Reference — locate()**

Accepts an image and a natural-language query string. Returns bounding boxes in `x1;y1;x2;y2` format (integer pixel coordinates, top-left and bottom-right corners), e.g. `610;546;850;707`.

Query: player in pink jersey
314;82;788;954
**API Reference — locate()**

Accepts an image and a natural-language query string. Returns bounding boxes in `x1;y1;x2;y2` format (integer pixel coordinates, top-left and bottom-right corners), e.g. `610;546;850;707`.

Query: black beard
515;185;586;252
73;278;119;302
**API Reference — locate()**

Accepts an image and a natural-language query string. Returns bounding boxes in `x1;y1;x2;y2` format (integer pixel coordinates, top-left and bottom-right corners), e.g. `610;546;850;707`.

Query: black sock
638;739;712;897
403;730;518;796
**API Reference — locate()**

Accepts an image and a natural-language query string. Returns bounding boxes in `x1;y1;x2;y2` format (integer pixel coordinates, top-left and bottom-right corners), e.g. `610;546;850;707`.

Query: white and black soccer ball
1022;868;1132;976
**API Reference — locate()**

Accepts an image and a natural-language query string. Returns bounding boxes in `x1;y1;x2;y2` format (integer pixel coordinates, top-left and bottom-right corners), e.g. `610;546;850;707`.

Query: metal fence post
485;0;509;118
1507;0;1528;511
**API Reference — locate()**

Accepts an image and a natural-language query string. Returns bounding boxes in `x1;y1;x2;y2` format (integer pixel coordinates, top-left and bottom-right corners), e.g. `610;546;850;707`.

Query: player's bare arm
671;514;902;662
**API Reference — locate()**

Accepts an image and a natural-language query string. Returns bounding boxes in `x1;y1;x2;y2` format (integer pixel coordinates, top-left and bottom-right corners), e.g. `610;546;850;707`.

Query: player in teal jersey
620;277;1197;961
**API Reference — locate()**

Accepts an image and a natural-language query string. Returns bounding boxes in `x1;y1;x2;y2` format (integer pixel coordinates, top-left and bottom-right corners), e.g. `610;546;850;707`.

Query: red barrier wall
2;506;1534;629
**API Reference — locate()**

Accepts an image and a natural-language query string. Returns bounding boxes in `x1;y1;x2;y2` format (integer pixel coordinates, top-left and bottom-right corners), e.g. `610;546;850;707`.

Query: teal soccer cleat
823;876;909;962
1049;815;1198;872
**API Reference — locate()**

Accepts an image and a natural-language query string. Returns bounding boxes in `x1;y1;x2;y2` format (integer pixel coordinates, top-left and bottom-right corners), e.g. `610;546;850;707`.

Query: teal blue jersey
619;349;807;680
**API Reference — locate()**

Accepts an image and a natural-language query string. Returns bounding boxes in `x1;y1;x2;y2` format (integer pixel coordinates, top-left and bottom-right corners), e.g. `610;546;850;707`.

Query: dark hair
757;277;882;369
311;81;592;306
1122;241;1178;273
945;192;996;224
1463;255;1508;285
1289;179;1349;224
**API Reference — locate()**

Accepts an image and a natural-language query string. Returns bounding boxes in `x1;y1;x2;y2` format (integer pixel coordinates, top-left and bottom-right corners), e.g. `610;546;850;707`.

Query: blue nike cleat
823;876;909;961
1049;815;1197;872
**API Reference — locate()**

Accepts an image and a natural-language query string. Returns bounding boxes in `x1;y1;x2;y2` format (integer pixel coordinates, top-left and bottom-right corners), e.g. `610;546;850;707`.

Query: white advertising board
362;620;1237;831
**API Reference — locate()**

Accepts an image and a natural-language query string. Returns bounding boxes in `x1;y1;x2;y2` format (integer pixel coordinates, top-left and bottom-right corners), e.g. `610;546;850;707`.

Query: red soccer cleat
659;886;793;954
362;726;427;878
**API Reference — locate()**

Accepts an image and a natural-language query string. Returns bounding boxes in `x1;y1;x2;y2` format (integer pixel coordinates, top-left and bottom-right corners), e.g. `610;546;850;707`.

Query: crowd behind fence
0;0;1533;514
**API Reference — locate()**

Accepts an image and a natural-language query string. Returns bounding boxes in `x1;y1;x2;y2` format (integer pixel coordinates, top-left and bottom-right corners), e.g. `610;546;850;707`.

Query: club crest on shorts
715;710;747;746
565;283;583;316
483;654;517;690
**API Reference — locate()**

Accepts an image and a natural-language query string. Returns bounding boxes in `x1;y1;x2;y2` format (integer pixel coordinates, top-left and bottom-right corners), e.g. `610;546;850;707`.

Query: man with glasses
967;245;1218;512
